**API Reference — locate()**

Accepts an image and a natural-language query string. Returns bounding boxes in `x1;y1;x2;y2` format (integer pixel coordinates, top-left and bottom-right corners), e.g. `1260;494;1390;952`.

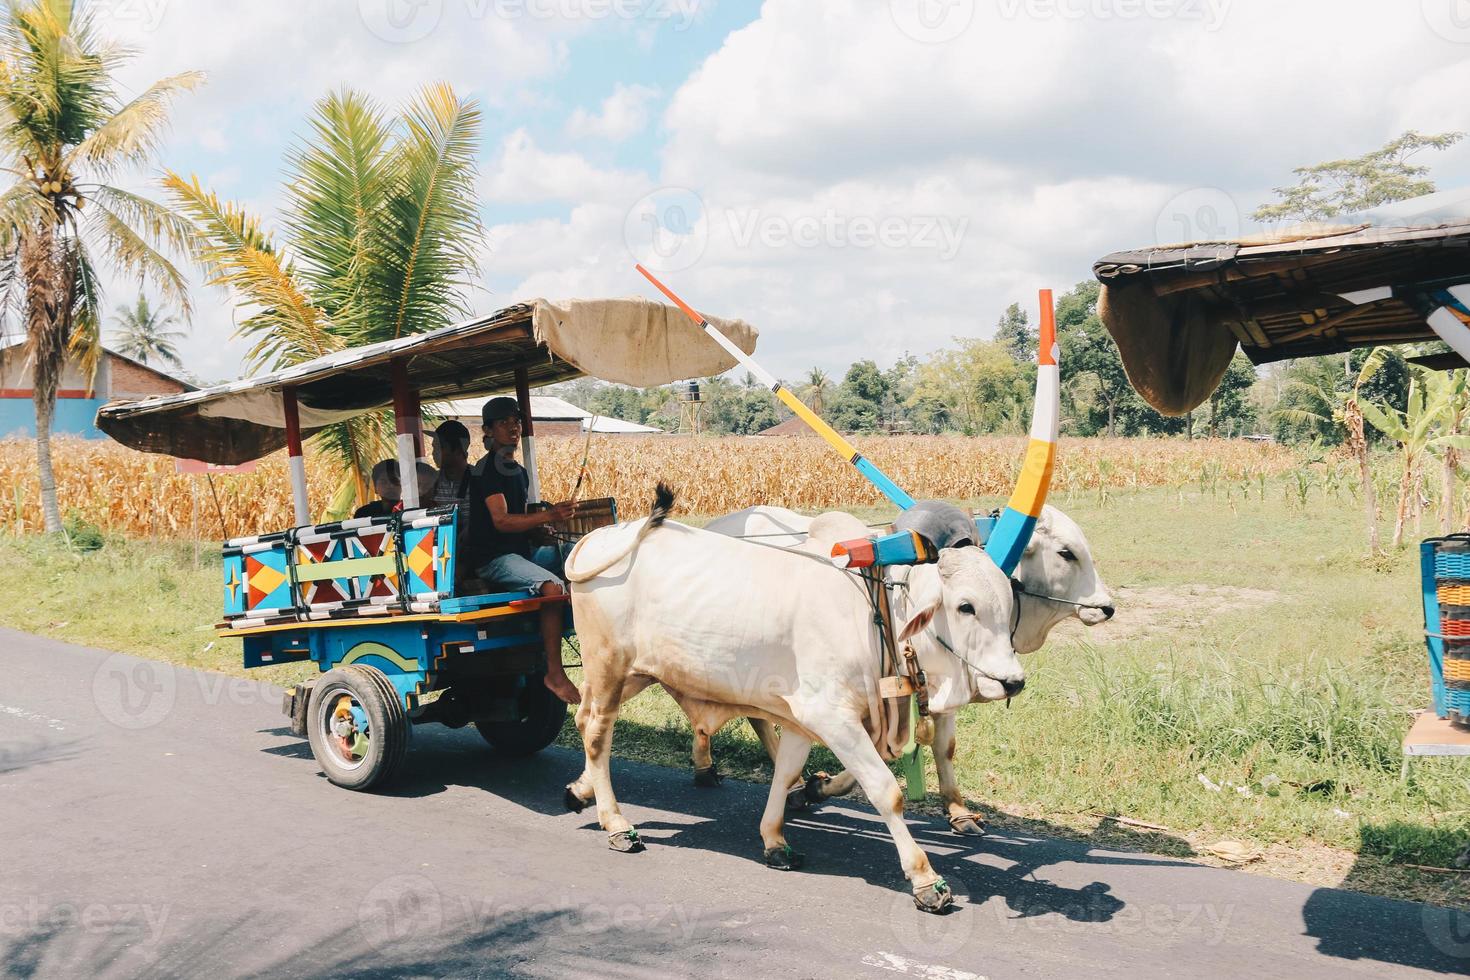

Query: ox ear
898;597;940;642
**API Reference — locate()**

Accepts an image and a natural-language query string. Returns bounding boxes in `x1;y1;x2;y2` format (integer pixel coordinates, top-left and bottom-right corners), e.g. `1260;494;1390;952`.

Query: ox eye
957;601;975;616
1058;548;1078;562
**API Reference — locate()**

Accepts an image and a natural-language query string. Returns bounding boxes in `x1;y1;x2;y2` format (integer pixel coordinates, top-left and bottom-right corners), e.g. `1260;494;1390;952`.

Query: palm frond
84;193;190;313
228;246;340;371
283;88;393;338
161;170;274;278
371;82;483;340
0;178;52;251
0;0;115;162
64;234;101;391
64;70;204;174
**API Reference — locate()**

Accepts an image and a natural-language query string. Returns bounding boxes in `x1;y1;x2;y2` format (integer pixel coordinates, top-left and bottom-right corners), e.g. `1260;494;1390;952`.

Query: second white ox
562;486;1024;913
701;503;1114;833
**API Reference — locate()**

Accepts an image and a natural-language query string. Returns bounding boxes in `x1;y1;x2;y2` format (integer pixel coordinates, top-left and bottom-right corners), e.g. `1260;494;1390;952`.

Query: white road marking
0;702;67;731
862;951;986;980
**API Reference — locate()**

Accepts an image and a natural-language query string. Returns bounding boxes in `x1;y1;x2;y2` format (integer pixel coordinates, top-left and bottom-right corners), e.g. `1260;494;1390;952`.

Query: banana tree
1357;366;1470;546
1272;353;1386;552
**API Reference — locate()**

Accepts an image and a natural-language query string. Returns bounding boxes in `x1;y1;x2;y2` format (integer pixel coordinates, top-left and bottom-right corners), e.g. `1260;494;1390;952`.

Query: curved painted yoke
984;289;1059;575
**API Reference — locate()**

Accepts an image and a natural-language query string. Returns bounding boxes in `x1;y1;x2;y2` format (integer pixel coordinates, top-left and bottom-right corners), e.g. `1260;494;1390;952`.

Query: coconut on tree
0;0;201;532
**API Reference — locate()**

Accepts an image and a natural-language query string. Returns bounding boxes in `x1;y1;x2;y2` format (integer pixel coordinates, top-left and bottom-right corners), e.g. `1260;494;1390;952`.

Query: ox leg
760;733;812;870
569;675;650;852
808;720;952;913
691;726;722;787
747;717;780;763
932;712;984;835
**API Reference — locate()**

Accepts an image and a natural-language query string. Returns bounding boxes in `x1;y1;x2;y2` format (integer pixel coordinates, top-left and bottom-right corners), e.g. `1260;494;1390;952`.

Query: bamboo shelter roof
1093;202;1470;416
96;297;757;464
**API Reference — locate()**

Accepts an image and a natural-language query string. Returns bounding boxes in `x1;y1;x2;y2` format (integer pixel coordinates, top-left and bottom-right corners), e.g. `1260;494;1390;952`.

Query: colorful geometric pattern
292;514;400;612
400;508;456;600
221;508;457;623
222;532;295;619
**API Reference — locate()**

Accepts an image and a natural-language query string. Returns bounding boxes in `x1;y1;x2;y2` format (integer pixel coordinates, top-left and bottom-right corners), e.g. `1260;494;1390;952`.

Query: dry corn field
0;435;1302;539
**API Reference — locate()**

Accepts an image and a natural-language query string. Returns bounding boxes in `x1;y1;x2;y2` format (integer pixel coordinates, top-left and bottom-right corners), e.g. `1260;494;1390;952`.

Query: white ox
701;503;1114;833
562;486;1024;912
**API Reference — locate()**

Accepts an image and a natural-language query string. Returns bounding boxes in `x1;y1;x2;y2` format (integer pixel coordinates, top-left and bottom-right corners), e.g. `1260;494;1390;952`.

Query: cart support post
282;386;309;525
515;366;541;504
407;388;425;462
391;359;420;510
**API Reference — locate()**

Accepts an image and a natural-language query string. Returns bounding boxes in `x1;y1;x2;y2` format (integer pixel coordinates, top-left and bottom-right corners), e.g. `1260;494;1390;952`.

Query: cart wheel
307;665;409;791
475;675;568;757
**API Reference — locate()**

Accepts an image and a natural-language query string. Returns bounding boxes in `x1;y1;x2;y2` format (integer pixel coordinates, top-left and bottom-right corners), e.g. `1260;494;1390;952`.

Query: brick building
0;335;193;438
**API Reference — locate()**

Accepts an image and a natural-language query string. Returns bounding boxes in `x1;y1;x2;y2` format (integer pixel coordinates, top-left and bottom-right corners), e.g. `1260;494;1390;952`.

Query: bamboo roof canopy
96;297;757;464
1093;189;1470;415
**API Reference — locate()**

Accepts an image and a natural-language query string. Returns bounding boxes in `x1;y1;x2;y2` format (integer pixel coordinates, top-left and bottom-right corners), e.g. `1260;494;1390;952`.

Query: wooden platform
1403;711;1470;757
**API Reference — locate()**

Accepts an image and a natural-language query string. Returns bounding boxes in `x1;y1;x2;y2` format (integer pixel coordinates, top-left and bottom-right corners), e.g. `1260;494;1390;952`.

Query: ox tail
565;483;676;583
984;288;1060;576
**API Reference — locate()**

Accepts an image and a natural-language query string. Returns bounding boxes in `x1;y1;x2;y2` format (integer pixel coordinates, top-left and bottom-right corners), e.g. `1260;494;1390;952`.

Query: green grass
3;482;1468;905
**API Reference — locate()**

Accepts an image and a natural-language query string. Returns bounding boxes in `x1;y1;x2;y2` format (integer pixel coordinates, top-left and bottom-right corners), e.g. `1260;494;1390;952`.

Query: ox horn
984;289;1059;575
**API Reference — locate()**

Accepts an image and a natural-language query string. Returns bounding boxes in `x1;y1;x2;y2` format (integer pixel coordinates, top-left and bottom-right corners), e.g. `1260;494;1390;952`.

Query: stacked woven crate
1423;536;1470;724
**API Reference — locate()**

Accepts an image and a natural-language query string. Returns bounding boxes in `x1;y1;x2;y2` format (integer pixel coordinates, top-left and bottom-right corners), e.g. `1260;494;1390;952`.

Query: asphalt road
2;627;1468;979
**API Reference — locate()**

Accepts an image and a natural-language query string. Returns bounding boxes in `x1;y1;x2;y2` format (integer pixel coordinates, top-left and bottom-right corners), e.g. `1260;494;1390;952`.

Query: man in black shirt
466;397;579;704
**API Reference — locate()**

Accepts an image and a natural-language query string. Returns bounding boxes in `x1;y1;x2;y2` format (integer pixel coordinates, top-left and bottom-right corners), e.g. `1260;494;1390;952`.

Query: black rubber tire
307;665;409;791
287;683;312;740
474;675;568;757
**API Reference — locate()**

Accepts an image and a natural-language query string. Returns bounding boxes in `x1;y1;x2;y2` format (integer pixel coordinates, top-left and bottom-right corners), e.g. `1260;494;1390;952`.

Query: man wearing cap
465;396;580;704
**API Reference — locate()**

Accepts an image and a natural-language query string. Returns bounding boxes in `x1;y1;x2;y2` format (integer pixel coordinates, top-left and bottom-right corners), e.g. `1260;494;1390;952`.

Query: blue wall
0;397;107;438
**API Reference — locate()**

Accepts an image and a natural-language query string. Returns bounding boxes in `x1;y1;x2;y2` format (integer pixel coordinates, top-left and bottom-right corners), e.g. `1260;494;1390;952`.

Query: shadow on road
317;716;1204;928
1;903;749;980
1301;820;1470;974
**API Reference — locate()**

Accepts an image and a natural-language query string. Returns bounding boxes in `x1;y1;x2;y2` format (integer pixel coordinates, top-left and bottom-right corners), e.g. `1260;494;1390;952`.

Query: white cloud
482;129;648;204
565;83;660;141
75;0;1470;384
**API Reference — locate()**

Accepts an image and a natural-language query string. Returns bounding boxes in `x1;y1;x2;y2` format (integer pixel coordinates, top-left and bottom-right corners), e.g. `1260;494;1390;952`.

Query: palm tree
803;367;831;414
0;0;201;532
113;294;183;368
165;83;483;514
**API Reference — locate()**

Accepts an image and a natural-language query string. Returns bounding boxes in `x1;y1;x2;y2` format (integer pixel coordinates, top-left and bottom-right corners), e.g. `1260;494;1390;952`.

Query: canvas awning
1093;203;1470;415
96;297;756;463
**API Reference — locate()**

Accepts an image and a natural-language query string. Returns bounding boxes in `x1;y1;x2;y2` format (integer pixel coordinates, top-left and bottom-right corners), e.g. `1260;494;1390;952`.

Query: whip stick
636;264;916;510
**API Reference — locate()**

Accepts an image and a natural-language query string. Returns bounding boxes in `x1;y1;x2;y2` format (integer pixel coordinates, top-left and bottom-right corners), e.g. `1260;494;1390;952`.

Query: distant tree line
549;279;1263;439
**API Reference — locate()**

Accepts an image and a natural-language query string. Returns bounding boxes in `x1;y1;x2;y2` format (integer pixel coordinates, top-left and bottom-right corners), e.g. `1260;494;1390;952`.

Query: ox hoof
764;845;806;870
692;765;723;788
948;813;987;836
563;786;591;814
787;771;831;811
608;829;645;853
913;878;954;914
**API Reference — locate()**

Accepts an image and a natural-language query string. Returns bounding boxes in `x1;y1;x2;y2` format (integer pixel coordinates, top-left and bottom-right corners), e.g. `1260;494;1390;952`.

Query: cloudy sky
62;0;1470;383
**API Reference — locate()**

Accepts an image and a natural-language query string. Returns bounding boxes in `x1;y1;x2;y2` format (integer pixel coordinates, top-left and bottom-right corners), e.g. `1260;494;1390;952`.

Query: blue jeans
477;544;568;592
